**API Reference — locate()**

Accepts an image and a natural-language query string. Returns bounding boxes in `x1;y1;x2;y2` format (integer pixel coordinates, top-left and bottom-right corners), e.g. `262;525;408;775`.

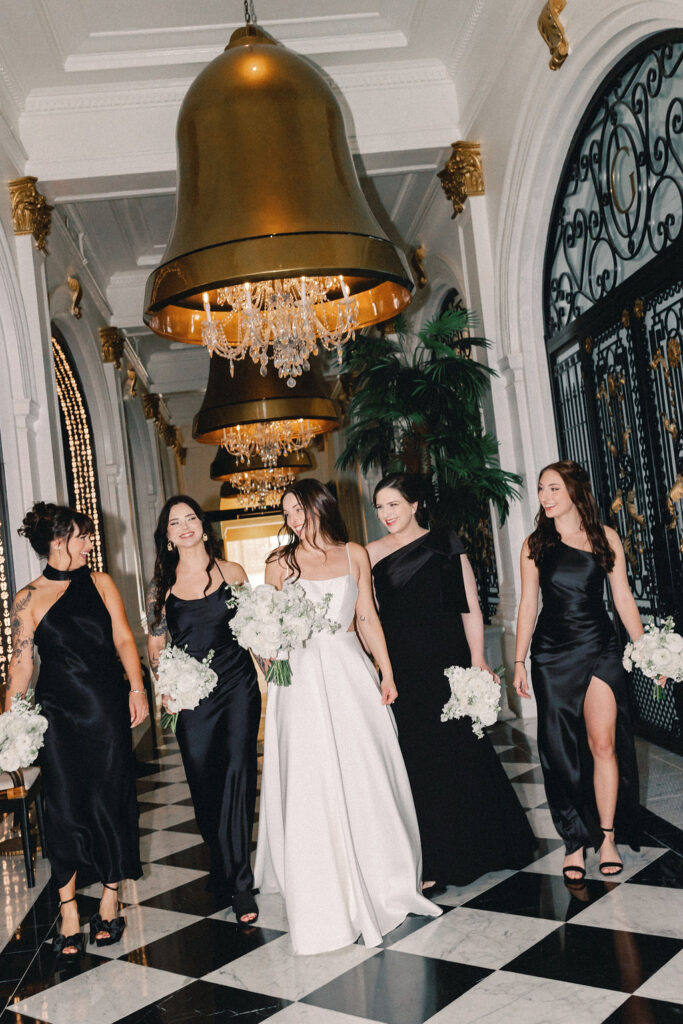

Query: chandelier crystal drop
201;276;359;386
219;418;314;467
231;467;296;511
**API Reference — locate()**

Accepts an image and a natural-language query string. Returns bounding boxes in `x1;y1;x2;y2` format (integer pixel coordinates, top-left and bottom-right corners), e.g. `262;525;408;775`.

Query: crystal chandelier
231;467;296;510
202;276;358;385
220;418;314;467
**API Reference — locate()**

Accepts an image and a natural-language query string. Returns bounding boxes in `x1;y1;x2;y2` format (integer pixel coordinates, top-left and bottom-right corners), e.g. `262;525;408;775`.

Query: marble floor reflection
0;716;682;1024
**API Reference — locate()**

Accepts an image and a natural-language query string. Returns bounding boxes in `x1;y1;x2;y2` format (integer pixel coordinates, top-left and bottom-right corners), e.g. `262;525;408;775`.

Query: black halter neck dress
165;572;261;898
34;564;142;889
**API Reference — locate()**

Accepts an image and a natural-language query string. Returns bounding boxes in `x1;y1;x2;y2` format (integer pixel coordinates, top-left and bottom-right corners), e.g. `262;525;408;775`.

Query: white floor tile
13;959;192;1024
268;1005;385;1024
149;766;187;784
525;808;560;839
571;881;683;938
636;948;683;1004
212;891;289;932
81;863;206;903
140;782;192;805
203;933;378;1001
502;762;538;779
424;970;628;1023
390;907;560;968
436;870;517;908
92;904;201;958
139;829;203;862
510;783;548;808
138;804;196;830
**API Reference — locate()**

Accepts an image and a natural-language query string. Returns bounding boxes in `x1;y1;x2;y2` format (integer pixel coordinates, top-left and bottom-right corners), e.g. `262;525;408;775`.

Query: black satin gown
34;564;142;889
165;574;261;897
373;529;536;886
531;542;640;854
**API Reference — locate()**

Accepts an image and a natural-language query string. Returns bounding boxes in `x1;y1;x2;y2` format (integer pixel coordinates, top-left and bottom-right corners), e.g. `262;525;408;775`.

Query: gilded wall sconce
538;0;569;71
437;142;485;219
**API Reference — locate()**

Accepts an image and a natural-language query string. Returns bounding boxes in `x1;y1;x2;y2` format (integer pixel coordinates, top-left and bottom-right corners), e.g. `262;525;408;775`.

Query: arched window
543;32;683;747
52;329;107;571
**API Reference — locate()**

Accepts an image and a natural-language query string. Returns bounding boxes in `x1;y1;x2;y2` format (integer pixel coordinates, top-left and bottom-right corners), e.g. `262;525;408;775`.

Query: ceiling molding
447;0;487;76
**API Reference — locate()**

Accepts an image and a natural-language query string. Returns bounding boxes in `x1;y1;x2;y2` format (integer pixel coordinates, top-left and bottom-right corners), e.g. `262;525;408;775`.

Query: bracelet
129;689;146;694
514;660;526;664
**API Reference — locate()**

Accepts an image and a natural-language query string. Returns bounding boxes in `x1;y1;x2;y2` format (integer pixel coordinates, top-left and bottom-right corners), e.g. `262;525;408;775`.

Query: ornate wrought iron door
544;33;683;749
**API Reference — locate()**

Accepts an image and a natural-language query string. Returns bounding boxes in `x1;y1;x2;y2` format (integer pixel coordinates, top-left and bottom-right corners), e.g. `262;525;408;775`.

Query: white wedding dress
254;545;441;955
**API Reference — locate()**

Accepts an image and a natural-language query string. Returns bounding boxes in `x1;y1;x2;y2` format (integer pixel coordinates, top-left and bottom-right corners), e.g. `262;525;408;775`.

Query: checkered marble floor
1;718;683;1024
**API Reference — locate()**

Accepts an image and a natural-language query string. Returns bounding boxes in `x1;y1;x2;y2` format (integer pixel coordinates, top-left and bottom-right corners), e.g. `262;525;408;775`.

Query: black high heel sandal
562;847;587;886
89;883;126;947
599;827;623;876
232;891;259;924
54;896;84;959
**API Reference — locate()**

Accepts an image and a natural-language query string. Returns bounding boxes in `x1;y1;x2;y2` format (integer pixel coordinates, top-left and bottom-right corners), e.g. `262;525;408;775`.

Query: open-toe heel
232;891;259;924
599;827;623;876
54;896;84;959
562;847;586;886
90;884;126;947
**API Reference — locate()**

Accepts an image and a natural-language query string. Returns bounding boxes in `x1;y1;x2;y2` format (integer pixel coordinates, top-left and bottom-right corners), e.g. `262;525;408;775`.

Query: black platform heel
54;896;84;959
89;883;126;946
599;826;623;876
232;891;259;924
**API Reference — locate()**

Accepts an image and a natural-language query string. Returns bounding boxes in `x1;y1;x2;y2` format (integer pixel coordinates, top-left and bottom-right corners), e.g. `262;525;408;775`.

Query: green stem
161;711;179;733
266;659;292;687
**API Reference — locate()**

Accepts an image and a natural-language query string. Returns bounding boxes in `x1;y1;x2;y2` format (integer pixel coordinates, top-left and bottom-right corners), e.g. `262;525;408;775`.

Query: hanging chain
243;0;253;24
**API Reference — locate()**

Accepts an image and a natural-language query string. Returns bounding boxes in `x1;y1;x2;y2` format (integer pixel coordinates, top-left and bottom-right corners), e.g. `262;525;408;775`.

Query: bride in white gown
254;479;441;955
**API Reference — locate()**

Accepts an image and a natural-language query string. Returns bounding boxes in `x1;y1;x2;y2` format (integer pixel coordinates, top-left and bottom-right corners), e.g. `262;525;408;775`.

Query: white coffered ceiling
0;0;520;422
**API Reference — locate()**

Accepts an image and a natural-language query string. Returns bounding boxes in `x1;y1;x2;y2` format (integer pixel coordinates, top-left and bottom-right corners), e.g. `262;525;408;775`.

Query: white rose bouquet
226;581;340;686
623;616;683;701
0;691;48;773
157;645;218;733
441;665;501;739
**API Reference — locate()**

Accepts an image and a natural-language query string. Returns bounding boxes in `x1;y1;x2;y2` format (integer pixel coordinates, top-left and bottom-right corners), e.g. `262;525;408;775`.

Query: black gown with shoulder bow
372;529;536;886
165;574;261;897
34;564;142;889
530;542;640;854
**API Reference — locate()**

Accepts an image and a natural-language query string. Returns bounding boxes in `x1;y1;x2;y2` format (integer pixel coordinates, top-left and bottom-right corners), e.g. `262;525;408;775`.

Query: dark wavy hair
149;495;222;626
19;501;94;564
267;478;349;580
527;460;615;572
373;473;429;527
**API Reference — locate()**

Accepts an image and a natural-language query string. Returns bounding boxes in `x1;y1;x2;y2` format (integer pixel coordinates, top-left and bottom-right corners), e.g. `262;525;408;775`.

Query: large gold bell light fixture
143;3;413;385
212;449;312;511
193;351;338;467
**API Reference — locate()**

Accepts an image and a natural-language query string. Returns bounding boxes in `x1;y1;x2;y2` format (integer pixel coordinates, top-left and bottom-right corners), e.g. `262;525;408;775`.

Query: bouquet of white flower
226;581;340;686
157;645;218;733
623;616;683;701
0;691;48;773
441;665;501;739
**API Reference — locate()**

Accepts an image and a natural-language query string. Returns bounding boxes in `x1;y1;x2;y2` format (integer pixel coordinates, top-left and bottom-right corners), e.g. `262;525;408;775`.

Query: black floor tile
627;850;683;889
3;945;107;1007
641;809;683;857
176;797;195;807
514;766;547;783
135;761;164;779
463;870;614;921
601;995;683;1022
504;922;682;992
155;842;213;873
496;746;539;763
122;918;284;978
140;875;231;916
523;837;564;864
136;779;168;795
165;819;202;834
115;979;291;1023
303;949;490;1024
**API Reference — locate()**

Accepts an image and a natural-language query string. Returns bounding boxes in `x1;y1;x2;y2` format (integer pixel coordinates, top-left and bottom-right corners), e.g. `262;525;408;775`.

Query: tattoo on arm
145;581;168;637
9;587;36;669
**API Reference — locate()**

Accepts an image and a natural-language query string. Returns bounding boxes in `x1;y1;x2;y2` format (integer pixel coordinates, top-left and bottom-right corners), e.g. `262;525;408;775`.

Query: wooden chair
0;767;46;887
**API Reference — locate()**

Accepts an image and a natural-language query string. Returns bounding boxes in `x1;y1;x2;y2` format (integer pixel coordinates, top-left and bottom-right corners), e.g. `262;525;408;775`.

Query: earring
167;541;173;552
202;532;208;542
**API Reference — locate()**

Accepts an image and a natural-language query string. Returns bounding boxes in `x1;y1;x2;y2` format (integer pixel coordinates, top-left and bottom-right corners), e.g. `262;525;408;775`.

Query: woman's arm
145;580;168;680
460;555;498;680
512;539;540;699
605;527;644;641
351;544;397;705
4;586;37;711
95;574;148;726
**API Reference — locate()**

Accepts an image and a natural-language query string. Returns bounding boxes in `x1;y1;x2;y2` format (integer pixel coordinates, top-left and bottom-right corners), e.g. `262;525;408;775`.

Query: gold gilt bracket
538;0;569;71
9;176;53;252
67;276;83;319
99;326;125;369
437;142;484;220
140;389;186;464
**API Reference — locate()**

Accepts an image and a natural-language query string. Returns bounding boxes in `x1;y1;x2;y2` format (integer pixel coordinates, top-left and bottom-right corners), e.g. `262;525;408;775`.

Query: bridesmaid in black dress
6;503;146;957
513;461;650;882
146;495;261;924
369;474;536;890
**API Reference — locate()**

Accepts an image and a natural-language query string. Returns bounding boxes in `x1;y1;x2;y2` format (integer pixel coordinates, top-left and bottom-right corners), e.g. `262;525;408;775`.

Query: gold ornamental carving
98;326;125;370
538;0;569;71
67;276;83;319
9;177;53;252
140;388;185;464
437;142;485;219
141;391;160;422
411;244;427;289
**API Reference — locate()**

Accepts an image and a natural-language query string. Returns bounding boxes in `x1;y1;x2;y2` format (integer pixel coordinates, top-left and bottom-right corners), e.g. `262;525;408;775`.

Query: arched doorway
543;31;683;747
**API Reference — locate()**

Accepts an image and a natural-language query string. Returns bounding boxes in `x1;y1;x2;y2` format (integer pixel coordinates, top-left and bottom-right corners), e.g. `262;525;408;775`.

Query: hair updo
18;502;94;557
373;473;429;527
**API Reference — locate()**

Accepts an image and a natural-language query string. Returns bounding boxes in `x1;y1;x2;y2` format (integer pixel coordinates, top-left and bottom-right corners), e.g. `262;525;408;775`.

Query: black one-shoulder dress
34;564;142;889
530;543;640;854
165;576;261;897
373;529;536;886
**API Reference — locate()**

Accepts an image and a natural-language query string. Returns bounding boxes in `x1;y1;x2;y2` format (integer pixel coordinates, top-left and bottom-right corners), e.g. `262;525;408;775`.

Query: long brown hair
267;479;349;580
149;495;223;626
527;460;615;572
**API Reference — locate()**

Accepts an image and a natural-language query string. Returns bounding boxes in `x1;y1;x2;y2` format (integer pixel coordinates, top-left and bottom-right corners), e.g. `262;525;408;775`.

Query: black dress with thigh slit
34;564;142;889
372;529;536;886
165;575;261;897
530;542;640;854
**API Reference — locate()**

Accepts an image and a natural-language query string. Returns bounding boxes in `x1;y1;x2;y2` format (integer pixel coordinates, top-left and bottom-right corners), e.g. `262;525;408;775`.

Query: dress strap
216;561;227;583
345;543;353;575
